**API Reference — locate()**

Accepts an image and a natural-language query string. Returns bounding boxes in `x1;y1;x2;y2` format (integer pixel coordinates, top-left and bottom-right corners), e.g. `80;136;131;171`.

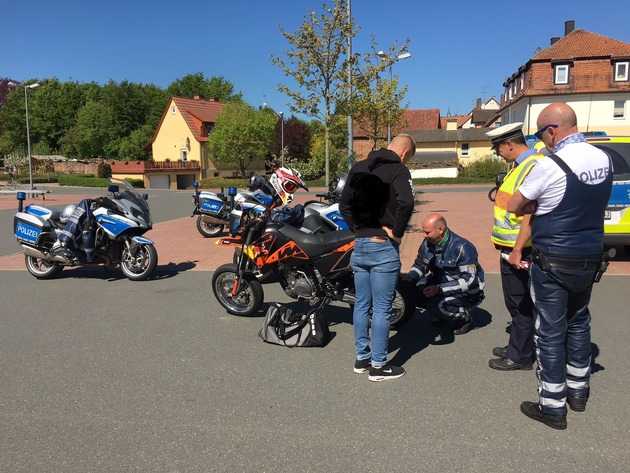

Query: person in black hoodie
340;134;416;382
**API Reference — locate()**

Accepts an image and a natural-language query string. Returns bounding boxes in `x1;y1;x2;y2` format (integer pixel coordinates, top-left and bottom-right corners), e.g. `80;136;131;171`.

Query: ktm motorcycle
211;209;415;329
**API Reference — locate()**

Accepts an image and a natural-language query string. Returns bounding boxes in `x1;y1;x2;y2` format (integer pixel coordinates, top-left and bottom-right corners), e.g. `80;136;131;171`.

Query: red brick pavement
2;190;629;275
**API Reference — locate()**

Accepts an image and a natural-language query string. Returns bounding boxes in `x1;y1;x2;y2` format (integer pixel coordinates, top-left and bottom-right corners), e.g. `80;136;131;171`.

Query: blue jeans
351;238;401;368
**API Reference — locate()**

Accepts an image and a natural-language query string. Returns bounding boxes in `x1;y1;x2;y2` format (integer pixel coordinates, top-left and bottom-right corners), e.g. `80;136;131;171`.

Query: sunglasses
534;124;558;140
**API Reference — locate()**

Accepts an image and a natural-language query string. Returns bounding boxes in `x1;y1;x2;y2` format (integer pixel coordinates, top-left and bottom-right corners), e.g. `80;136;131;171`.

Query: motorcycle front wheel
212;263;264;316
120;243;158;281
196;215;224;238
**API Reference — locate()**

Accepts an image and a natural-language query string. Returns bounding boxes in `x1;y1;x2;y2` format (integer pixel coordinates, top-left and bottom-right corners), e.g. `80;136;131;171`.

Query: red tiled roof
353;108;441;138
399;109;441;131
533;29;630;61
172;97;224;142
439;114;470;129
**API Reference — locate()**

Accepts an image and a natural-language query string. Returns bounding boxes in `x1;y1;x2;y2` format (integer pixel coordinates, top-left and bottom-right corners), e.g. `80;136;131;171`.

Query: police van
590;136;630;249
528;135;630;250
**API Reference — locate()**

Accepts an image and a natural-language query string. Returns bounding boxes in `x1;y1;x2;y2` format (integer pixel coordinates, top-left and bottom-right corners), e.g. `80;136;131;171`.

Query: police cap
486;122;525;150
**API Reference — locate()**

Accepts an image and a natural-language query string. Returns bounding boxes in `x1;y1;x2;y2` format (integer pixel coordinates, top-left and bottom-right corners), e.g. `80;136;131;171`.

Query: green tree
271;115;311;162
273;0;355;187
29;79;89;152
112;123;155;161
207;103;275;176
167;73;242;102
62;101;116;158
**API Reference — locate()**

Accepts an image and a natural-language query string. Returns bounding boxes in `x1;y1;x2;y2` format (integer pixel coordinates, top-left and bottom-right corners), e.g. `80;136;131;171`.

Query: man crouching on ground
406;213;485;336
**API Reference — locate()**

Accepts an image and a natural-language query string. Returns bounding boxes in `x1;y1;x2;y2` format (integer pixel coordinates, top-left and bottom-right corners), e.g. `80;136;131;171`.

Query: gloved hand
400;271;420;285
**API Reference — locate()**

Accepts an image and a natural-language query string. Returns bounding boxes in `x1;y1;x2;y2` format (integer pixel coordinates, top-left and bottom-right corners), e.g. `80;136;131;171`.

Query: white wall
411;167;459;179
502;93;630;135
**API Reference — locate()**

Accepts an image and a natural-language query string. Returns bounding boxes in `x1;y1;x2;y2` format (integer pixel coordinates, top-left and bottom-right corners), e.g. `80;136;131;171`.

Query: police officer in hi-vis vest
486;123;542;371
508;103;612;430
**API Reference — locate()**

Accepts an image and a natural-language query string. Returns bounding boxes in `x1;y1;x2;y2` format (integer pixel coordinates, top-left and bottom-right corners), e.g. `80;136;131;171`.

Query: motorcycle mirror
143;193;149;200
108;184;120;193
495;171;507;187
193;180;199;189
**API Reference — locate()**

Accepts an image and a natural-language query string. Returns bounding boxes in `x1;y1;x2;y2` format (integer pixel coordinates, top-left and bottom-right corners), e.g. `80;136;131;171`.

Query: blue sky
3;0;630;116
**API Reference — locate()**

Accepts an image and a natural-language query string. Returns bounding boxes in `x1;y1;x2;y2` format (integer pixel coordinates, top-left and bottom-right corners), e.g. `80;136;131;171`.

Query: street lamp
9;81;40;189
376;50;411;143
262;103;285;167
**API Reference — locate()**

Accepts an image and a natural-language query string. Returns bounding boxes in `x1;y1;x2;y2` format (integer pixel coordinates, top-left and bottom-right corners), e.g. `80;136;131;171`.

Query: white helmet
60;204;77;223
269;167;307;205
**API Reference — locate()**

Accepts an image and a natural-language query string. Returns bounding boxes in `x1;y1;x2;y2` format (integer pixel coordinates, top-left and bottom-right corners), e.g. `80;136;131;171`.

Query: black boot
488;357;533;371
520;401;567;430
567;388;589;412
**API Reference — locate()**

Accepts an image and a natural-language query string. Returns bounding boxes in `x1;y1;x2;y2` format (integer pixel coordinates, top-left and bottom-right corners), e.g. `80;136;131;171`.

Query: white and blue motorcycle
14;180;157;280
301;175;349;233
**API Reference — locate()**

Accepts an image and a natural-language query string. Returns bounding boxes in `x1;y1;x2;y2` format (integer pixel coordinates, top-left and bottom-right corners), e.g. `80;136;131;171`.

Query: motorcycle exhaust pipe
21;245;68;263
341;293;357;305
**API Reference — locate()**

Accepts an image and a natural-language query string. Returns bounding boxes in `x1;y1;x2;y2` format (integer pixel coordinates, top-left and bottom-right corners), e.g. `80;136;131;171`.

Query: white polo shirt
518;139;610;216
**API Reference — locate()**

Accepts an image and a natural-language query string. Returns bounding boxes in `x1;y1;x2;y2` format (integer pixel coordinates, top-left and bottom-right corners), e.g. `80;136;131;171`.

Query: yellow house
407;119;495;178
111;96;225;189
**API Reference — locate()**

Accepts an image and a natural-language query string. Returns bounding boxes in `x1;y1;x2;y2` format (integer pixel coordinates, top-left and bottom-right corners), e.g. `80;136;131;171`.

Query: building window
615;62;629;82
520;74;525;90
614;100;626;119
461;143;470;157
180;149;188;161
171;106;176;114
554;64;569;84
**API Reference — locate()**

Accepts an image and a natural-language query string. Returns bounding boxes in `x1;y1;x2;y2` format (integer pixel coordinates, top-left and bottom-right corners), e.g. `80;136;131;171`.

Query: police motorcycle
301;174;350;233
211;205;415;329
191;183;238;237
14;180;157;280
192;168;304;238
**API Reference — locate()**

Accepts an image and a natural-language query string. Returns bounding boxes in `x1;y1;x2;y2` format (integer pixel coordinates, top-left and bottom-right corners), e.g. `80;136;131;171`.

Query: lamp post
346;0;353;170
8;81;40;190
376;50;411;143
262;103;285;167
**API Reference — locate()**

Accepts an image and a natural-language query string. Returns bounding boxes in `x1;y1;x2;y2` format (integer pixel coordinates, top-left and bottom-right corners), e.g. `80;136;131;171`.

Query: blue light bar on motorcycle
16;191;26;212
227;187;237;197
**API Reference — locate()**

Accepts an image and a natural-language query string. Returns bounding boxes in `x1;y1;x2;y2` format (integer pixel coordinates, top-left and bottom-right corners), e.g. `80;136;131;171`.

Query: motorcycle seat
278;224;355;257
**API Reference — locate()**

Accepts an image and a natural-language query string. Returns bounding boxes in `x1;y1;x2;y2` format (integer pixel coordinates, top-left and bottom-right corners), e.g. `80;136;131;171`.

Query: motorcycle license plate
15;221;42;244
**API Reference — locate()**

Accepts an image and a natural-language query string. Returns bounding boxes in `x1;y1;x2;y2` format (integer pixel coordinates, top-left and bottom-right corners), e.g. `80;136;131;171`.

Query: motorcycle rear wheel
24;255;62;279
212;263;264;316
197;215;224;238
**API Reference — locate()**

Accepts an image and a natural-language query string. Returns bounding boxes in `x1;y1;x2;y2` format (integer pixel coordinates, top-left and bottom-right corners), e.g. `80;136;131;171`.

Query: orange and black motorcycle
211;209;414;329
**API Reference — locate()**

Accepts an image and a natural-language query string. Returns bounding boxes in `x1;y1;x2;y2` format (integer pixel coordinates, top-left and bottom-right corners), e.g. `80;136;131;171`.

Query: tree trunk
324;121;330;189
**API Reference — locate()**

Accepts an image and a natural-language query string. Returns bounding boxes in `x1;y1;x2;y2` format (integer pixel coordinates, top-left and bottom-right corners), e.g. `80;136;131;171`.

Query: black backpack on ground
259;303;330;347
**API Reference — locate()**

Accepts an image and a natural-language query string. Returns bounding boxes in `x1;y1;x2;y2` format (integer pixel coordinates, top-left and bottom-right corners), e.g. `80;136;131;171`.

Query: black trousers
500;256;534;364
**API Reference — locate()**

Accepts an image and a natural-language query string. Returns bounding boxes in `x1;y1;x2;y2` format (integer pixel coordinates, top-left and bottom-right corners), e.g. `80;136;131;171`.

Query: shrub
459;156;507;179
124;178;144;188
199;177;249;189
58;175;109;187
97;161;112;178
17;175;59;184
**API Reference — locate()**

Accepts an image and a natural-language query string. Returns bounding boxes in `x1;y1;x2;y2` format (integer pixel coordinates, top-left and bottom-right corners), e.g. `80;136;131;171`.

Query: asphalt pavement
1;270;629;473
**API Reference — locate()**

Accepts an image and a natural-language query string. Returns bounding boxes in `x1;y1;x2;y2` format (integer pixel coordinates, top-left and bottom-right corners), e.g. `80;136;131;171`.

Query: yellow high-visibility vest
491;153;542;248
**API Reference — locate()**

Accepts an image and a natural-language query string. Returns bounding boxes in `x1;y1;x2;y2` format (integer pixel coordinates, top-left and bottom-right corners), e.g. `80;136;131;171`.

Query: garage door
148;175;170;189
176;174;195;189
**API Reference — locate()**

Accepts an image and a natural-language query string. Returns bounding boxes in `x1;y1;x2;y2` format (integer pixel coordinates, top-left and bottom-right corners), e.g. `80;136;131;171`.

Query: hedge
58;175;109;187
124;178;145;188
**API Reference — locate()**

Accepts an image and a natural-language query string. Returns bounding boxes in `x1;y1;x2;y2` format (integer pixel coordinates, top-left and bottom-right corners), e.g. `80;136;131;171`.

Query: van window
594;143;630;181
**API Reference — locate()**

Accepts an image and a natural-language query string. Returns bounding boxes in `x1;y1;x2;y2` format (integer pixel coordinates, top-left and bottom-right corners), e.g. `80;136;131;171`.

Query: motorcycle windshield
109;179;152;227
